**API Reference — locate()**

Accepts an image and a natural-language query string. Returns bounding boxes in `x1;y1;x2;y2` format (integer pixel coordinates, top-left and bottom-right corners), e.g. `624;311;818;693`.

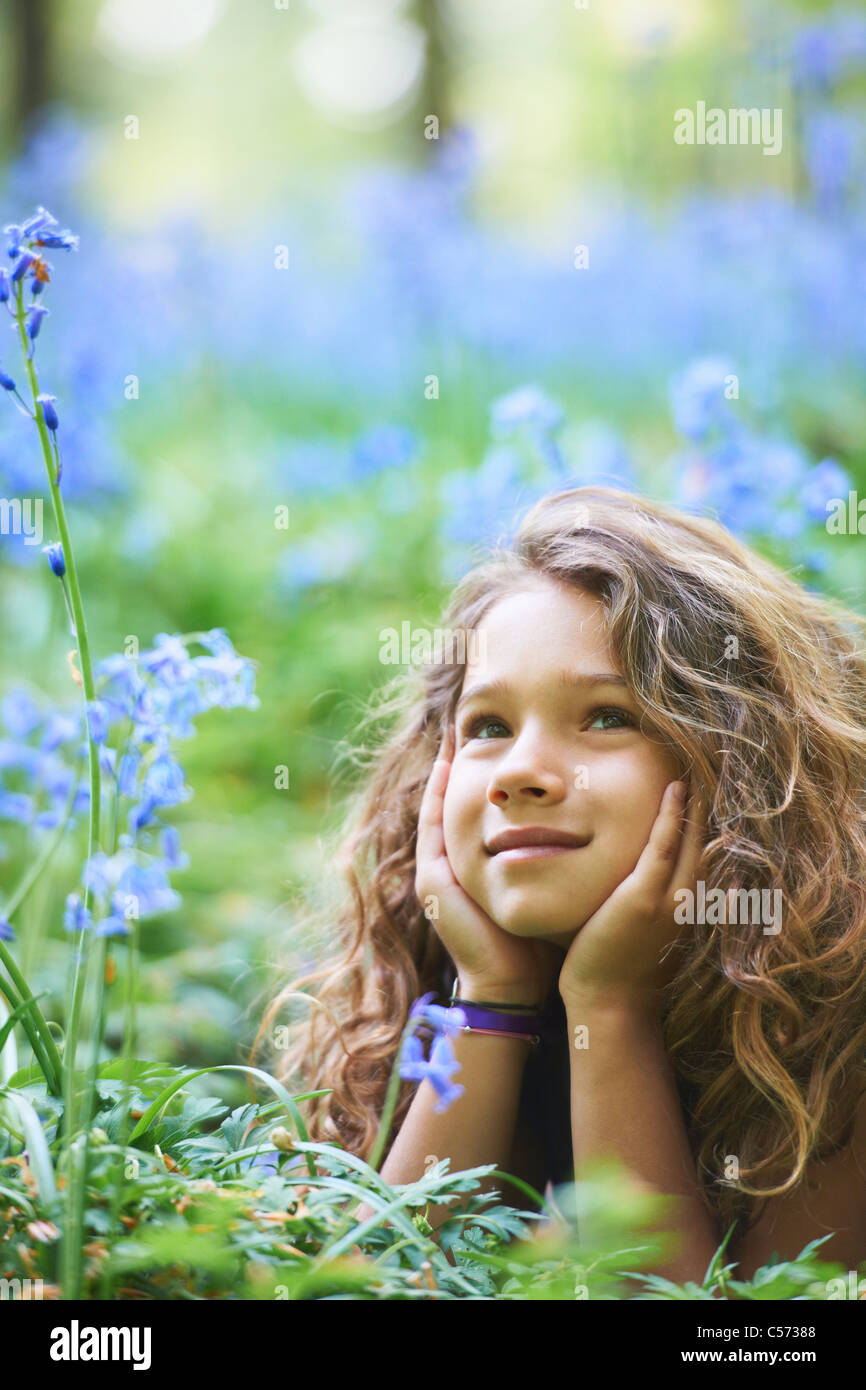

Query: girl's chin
491;912;585;944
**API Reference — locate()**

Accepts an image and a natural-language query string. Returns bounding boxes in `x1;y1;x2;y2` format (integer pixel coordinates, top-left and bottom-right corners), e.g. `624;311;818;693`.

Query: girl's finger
670;787;707;891
630;780;688;898
415;748;451;864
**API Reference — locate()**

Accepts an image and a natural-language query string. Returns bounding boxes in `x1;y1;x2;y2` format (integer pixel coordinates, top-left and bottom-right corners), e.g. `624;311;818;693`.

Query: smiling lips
484;827;591;862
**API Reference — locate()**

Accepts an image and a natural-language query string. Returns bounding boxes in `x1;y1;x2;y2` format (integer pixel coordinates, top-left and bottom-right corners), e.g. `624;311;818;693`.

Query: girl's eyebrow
455;672;630;714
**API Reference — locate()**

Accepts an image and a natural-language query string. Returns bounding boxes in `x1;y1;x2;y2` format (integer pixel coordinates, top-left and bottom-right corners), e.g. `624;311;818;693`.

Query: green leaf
0;1087;58;1209
126;1064;317;1176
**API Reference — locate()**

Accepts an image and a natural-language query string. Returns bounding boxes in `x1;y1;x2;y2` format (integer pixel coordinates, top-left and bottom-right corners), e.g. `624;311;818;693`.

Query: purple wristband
455;1002;543;1034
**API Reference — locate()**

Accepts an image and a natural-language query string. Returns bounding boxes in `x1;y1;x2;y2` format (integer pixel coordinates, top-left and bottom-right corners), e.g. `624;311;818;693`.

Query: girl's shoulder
731;1083;866;1279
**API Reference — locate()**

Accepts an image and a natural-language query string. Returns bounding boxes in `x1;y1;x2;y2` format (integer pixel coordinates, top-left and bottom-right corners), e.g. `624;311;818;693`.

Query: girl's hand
415;729;564;1008
558;780;706;1015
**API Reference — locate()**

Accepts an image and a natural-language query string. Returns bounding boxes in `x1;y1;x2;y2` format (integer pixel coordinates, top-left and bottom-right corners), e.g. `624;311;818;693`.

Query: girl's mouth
492;844;587;863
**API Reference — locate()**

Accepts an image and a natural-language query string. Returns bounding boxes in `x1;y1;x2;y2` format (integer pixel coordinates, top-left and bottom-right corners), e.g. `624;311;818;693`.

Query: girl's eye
587;707;635;731
463;713;511;740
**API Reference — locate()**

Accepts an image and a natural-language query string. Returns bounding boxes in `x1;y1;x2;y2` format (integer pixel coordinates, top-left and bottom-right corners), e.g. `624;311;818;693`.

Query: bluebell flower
85;700;109;744
33;230;79;252
409;991;467;1035
0;367;16;391
36;394;59;431
670;358;738;441
63;893;92;934
112;860;181;919
160;824;189;871
139;633;194;681
11;251;35;282
0;790;35;823
801;458;852;522
2;690;42;737
0;269;10;302
82;849;181;923
0;916;15;942
199;628;235;658
399;1032;464;1114
116;750;140;797
351;424;418;481
490;385;564;438
40;710;81;751
43;542;65;577
25;304;49;340
20;207;56;238
94;915;131;938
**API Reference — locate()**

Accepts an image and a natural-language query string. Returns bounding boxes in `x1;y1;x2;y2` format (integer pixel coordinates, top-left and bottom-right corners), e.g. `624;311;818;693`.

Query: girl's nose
487;740;568;806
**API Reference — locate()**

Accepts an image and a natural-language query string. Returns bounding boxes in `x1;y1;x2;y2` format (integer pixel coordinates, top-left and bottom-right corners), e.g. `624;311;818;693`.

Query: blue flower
94;915;131;938
670;358;738;441
399;1032;464;1114
0;367;16;391
490;385;564;437
160;824;189;871
2;690;42;737
0;269;9;302
116;750;140;797
40;711;80;751
25;304;49;340
85;699;109;744
36;394;59;431
0;916;14;942
800;458;852;522
409;991;467;1037
351;424;418;481
11;251;35;282
0;790;35;823
63;893;92;934
43;542;65;577
112;860;181;920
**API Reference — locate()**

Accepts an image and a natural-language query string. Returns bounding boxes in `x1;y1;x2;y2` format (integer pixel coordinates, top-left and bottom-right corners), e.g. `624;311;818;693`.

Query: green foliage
0;1068;855;1300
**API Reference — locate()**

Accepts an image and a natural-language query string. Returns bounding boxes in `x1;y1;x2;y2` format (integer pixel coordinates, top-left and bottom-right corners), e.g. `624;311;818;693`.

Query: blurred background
0;0;864;1097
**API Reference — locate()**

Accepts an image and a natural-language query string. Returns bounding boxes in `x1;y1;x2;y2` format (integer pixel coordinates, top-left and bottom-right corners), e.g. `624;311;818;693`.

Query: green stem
14;279;103;1302
0;943;61;1093
13;283;101;881
0;967;59;1093
1;775;81;923
312;1025;417;1266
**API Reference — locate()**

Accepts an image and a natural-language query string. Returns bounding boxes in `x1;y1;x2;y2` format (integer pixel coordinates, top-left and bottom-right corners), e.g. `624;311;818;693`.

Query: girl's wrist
454;975;545;1010
559;978;662;1019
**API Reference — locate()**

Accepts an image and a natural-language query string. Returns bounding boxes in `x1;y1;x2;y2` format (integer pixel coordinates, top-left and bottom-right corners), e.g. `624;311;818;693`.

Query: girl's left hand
558;780;707;1014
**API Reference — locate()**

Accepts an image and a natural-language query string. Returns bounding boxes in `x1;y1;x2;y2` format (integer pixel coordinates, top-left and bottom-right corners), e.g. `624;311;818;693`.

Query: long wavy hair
252;485;866;1238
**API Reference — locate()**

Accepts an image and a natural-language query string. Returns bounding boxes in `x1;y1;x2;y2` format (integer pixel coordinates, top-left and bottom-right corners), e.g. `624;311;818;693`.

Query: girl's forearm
363;1028;533;1232
564;992;721;1285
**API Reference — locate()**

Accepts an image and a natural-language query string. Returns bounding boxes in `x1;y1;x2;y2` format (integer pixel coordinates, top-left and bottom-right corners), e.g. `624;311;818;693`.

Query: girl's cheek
442;765;477;857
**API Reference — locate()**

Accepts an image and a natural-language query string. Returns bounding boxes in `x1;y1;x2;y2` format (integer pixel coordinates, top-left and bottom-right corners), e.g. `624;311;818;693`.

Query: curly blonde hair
252;485;866;1239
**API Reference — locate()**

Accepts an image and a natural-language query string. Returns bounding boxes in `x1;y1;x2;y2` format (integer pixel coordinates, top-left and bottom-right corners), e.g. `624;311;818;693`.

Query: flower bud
270;1126;294;1152
11;250;34;281
0;367;15;391
43;541;65;577
36;393;59;430
25;304;49;339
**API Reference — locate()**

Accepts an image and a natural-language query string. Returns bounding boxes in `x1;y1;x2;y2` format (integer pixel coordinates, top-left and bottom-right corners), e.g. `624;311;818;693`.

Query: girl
254;485;866;1284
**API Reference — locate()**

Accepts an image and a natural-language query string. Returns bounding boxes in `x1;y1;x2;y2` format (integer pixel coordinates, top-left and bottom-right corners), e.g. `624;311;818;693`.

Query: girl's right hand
414;729;564;1008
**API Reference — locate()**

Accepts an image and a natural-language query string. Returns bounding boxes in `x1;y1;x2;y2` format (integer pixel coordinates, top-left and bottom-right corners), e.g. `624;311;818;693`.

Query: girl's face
442;577;685;948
